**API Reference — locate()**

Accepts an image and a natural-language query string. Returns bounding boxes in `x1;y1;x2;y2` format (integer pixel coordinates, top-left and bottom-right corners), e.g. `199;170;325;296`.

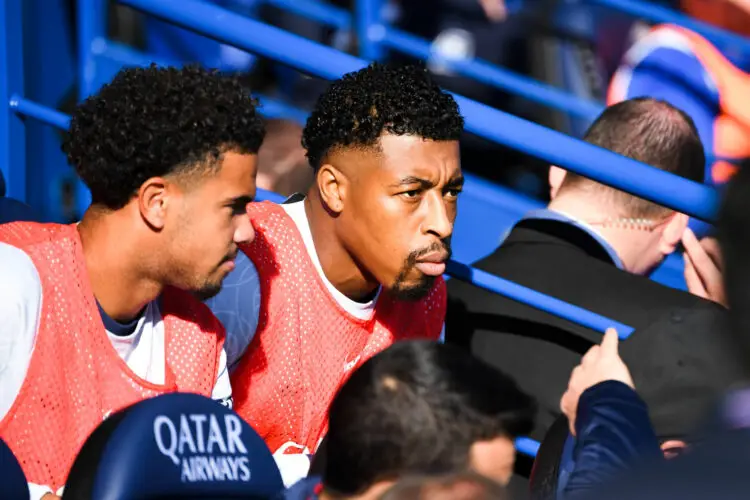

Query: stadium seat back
63;393;284;500
0;436;30;499
529;415;572;500
0;197;42;224
0;170;42;224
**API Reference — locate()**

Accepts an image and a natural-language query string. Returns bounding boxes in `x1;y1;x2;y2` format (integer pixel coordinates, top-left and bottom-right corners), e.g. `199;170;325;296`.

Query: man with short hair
206;63;464;480
447;97;744;445
0;64;265;499
554;163;750;499
282;341;534;500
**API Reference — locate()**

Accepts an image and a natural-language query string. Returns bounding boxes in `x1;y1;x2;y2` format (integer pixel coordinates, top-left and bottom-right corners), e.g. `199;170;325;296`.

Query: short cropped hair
302;63;464;170
63;64;265;210
561;97;705;217
323;341;534;496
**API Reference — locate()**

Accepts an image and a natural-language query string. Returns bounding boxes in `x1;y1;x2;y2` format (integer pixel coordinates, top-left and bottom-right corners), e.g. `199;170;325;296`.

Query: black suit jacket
447;217;746;442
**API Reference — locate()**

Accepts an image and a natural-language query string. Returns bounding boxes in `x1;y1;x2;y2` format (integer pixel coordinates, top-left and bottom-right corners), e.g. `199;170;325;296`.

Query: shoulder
620;302;743;438
0;243;42;378
245;201;289;235
0;242;42;301
162;287;225;339
204;250;262;369
634;295;730;337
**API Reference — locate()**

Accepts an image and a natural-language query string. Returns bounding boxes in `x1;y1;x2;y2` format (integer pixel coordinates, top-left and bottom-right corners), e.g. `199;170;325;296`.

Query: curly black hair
62;64;265;209
302;63;464;169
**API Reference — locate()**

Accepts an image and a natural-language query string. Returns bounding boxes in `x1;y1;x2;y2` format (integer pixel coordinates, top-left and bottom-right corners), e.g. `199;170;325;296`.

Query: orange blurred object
681;0;750;37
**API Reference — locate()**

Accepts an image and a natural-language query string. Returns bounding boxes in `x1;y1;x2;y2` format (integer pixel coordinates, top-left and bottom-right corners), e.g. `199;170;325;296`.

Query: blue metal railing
447;261;633;338
118;0;720;223
4;95;635;341
259;0;605;121
378;27;604;119
2;0;741;461
0;0;26;205
6;96;628;457
4;0;639;456
258;0;750;120
589;0;750;57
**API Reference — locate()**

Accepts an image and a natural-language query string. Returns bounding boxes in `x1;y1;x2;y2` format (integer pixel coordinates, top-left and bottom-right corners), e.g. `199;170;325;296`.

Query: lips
415;252;449;276
220;251;239;272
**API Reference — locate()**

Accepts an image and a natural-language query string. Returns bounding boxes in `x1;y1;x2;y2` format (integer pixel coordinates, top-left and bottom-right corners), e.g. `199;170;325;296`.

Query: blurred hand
478;0;507;21
560;328;634;436
41;494;61;500
682;229;727;308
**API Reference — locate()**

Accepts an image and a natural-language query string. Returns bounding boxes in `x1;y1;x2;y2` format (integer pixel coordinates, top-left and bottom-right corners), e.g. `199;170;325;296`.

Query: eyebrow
393;175;465;189
225;194;255;206
447;175;465;188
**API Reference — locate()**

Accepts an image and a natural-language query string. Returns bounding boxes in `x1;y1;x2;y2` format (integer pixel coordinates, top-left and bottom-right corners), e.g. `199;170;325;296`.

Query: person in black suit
446;97;746;450
556;148;750;500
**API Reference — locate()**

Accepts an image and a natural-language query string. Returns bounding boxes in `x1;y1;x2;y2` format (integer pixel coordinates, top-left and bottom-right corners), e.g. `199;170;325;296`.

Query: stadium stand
1;0;747;498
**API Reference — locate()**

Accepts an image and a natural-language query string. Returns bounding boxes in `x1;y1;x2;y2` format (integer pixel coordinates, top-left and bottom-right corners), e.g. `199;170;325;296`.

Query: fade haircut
302;63;464;170
560;97;705;218
322;341;534;497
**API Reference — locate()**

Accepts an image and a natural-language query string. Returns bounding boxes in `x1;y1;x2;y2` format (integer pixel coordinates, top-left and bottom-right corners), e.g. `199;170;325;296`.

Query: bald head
559;97;705;217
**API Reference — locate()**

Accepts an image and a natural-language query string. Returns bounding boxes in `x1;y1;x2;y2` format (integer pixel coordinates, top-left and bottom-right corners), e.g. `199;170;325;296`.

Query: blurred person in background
447;97;743;456
281;341;534;500
255;119;314;198
553;162;750;499
394;0;549;197
608;0;750;238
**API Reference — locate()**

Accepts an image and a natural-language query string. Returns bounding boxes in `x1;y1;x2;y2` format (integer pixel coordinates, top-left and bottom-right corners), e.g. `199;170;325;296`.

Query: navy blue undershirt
97;301;141;337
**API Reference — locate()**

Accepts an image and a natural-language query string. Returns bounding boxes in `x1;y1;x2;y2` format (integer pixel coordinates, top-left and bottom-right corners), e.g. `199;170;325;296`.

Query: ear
659;212;689;255
137;177;173;230
549;165;567;200
316;164;347;215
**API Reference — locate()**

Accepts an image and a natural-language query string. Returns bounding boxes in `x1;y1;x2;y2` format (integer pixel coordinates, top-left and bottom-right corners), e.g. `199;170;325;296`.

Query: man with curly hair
0;64;265;499
206;63;464;483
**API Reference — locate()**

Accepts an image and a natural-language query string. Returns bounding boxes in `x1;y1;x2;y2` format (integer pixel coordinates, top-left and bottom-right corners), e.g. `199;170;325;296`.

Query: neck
77;208;163;322
304;193;380;302
547;196;658;274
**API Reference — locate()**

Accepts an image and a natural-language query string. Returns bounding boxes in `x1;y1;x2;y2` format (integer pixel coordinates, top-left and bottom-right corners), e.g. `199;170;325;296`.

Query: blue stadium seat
63;393;284;499
0;436;30;499
0;170;42;223
0;197;42;224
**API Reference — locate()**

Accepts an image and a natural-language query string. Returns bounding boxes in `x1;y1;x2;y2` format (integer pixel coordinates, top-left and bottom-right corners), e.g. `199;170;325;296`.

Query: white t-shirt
205;198;444;486
0;242;231;499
